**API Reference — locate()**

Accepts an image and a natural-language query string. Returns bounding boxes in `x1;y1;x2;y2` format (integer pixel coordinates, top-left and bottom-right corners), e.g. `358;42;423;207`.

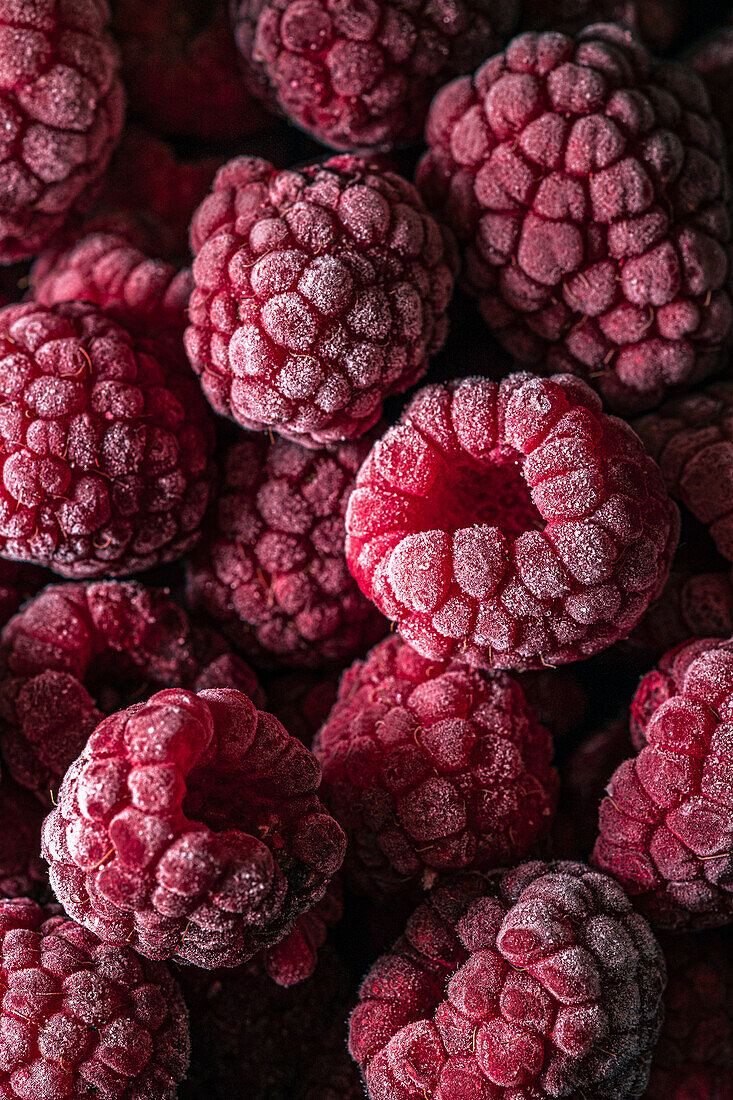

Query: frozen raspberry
516;666;586;741
521;0;683;54
416;24;732;415
29;232;193;334
314;635;558;897
0;776;48;900
185;431;386;668
232;0;519;153
185;154;458;448
0;580;263;802
42;686;346;967
646;928;733;1100
262;876;343;985
592;635;733;929
345;373;679;669
0;0;125;263
264;669;339;746
349;862;666;1099
113;0;267;141
0;897;189;1099
0;300;215;578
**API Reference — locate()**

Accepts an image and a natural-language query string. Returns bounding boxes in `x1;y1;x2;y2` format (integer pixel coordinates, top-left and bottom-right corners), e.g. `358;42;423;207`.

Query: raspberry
646;928;733;1100
0;897;189;1099
42;686;347;967
0;580;263;801
261;876;343;985
349;862;666;1099
231;0;519;153
185;431;386;668
0;776;48;900
416;24;733;415
0;0;125;263
264;669;339;746
313;635;558;897
626;561;733;665
185;154;458;447
0;300;215;578
345;373;679;669
113;0;268;141
592;635;733;929
521;0;683;54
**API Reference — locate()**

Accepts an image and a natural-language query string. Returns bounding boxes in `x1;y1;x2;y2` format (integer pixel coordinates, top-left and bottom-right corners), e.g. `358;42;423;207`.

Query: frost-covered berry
313;635;558;897
417;24;733;414
42;686;346;967
345;373;679;669
185;154;457;447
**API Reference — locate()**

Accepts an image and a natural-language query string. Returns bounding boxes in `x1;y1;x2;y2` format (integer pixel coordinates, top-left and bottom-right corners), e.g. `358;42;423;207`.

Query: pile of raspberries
1;1;733;1096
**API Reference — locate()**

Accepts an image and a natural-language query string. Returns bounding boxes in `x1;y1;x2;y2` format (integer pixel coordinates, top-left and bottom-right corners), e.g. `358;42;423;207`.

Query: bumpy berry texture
0;897;189;1099
0;776;48;900
42;686;346;967
113;0;267;140
185;154;458;447
345;373;679;669
232;0;519;152
416;24;733;414
592;636;733;929
0;300;215;578
314;635;558;897
521;0;683;54
0;580;263;802
349;862;666;1099
186;431;386;668
261;875;342;985
646;928;733;1100
0;0;125;263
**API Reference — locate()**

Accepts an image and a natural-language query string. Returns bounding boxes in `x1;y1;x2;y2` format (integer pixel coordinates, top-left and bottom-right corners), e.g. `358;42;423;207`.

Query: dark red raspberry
185;154;458;447
646;928;733;1100
231;0;519;152
0;897;189;1099
0;776;48;900
0;300;215;578
0;580;262;802
0;0;125;263
42;686;346;967
264;668;339;746
521;0;683;54
349;862;666;1099
314;635;558;897
416;24;732;414
345;373;679;669
592;635;733;929
261;876;343;985
113;0;268;141
185;431;386;668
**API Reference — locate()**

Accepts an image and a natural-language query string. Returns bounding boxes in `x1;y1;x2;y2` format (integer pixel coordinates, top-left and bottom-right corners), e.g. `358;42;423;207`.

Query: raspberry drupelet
313;635;558;898
349;862;666;1099
521;0;682;54
592;636;733;929
345;373;679;670
185;154;458;448
185;431;386;668
0;0;125;264
261;875;343;986
42;686;346;968
0;897;189;1099
0;300;215;578
231;0;519;153
416;23;732;415
0;580;263;802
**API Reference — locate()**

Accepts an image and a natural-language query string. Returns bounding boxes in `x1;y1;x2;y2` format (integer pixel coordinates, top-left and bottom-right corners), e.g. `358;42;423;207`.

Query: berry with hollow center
42;686;346;967
313;635;558;897
185;154;458;447
349;862;666;1099
345;372;679;669
416;24;732;414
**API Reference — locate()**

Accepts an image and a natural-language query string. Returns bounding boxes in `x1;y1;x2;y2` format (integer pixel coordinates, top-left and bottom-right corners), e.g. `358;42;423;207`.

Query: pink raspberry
231;0;519;152
0;300;215;578
185;154;458;447
0;776;47;900
0;0;125;263
313;635;558;897
416;24;732;414
0;897;189;1099
349;862;666;1099
592;636;733;929
521;0;683;53
113;0;268;141
185;431;386;668
0;580;262;802
345;373;679;669
42;686;346;967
